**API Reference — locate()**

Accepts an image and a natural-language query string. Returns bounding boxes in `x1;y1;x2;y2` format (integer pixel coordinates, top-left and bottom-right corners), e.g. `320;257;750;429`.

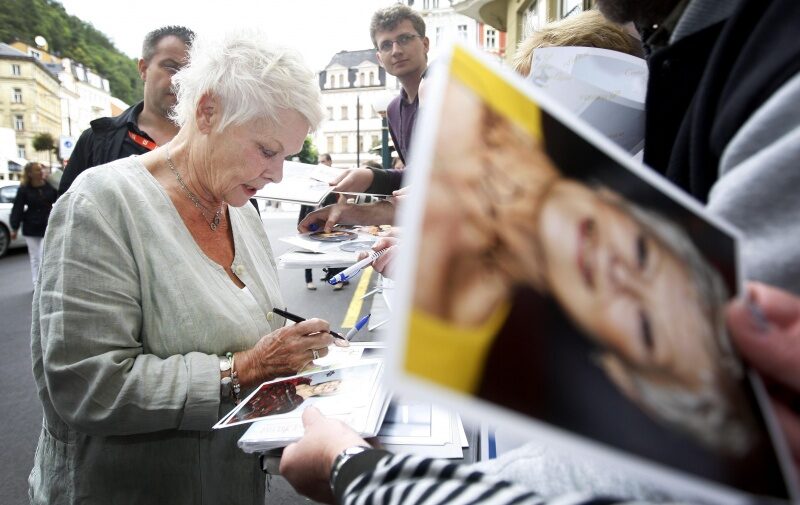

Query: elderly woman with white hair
28;31;335;504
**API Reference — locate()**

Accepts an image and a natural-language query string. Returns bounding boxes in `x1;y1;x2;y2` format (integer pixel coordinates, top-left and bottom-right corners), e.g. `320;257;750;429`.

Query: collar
640;0;691;52
641;0;742;52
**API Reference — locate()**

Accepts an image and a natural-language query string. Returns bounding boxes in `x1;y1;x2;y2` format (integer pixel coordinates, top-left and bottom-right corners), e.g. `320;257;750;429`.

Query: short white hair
170;29;323;132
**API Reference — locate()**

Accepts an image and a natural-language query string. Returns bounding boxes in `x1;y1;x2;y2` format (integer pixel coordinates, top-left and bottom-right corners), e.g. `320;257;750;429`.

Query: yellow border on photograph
450;46;543;141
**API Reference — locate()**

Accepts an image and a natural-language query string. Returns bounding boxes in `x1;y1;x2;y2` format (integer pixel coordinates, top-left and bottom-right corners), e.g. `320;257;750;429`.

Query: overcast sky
57;0;398;71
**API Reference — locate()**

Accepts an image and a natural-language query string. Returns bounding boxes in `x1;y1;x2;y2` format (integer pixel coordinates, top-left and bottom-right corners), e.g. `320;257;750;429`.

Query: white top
30;157;285;505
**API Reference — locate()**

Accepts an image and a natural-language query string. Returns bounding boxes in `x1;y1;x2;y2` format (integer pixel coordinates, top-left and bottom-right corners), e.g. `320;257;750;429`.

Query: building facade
414;0;508;62
0;43;61;180
314;49;401;169
452;0;595;64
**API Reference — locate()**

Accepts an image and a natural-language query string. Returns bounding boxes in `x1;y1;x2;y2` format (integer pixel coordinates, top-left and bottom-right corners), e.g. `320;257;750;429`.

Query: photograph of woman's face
537;181;717;391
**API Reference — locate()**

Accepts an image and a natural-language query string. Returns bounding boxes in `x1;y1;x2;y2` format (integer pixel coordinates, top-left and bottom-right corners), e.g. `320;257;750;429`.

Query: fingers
329;171;347;185
298;209;327;232
301;406;324;428
771;399;800;467
748;282;800;330
372;248;396;278
292;317;330;336
373;237;397;251
309;345;329;360
727;283;800;392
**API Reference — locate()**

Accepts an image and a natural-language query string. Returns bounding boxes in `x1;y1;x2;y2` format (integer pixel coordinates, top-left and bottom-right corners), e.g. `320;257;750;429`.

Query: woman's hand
10;230;17;240
727;282;800;470
358;237;399;279
280;407;370;504
235;318;334;387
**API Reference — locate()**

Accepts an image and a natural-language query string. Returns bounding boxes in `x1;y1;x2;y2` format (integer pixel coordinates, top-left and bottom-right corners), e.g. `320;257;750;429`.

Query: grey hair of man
141;26;195;62
170;29;324;134
597;190;755;454
370;4;427;48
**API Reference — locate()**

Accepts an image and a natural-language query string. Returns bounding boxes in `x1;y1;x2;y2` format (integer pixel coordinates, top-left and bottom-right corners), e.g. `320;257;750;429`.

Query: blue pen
344;314;371;341
329;247;393;285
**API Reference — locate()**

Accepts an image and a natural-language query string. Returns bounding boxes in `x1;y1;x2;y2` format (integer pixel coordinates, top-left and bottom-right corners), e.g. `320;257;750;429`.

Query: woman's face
29;164;43;184
537;181;716;389
206;108;309;207
312;380;341;396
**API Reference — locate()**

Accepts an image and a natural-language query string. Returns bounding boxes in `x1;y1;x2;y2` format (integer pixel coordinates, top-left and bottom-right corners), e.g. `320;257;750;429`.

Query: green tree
289;136;319;165
32;132;57;167
0;0;142;105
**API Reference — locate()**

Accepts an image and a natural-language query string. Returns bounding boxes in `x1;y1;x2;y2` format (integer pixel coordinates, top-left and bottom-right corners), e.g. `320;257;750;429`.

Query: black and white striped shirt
334;450;635;505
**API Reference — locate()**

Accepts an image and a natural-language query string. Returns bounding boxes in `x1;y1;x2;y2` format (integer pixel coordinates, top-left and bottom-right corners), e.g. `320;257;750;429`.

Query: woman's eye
636;234;648;269
260;148;276;158
639;310;654;353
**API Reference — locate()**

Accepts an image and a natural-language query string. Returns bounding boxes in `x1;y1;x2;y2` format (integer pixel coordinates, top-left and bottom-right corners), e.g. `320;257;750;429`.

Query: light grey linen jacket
29;157;285;504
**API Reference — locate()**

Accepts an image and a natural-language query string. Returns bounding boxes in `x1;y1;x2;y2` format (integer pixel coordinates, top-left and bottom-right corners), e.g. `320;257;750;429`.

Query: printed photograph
222;362;381;427
399;47;789;498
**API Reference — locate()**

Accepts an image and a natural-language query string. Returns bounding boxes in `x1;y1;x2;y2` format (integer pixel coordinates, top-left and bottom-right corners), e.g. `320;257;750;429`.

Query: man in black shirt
58;26;194;195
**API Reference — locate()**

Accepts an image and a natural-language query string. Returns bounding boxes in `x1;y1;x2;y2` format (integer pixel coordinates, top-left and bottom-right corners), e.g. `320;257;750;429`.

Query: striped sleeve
337;452;641;505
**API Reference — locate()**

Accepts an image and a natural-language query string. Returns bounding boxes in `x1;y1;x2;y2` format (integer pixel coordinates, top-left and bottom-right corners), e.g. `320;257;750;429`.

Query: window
561;0;583;17
17;144;25;159
485;28;497;49
338;74;344;88
369;72;375;86
359;72;365;86
0;185;18;204
341;136;349;153
327;107;334;120
372;135;380;149
29;49;41;60
340;106;348;120
358;104;363;119
12;88;22;103
458;25;468;41
436;27;443;45
14;115;24;131
327;136;334;153
11;64;21;76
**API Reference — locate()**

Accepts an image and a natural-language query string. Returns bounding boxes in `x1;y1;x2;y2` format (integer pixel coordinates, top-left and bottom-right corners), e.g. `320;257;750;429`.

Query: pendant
211;211;221;231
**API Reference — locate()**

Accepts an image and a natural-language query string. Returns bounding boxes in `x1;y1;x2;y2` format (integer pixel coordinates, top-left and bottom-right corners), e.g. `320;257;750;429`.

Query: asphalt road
0;207;376;504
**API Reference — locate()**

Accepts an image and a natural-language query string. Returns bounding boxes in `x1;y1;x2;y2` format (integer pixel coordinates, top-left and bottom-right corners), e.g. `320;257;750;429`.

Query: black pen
272;308;347;340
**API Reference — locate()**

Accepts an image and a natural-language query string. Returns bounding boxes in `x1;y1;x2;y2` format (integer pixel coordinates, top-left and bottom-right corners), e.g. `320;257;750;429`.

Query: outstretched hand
330;167;375;194
280;407;370;504
727;282;800;469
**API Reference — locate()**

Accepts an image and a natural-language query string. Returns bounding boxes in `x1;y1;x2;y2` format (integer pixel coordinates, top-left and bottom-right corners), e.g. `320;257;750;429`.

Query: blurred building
314;49;400;168
0;43;61;180
10;40;116;168
451;0;595;64
411;0;508;62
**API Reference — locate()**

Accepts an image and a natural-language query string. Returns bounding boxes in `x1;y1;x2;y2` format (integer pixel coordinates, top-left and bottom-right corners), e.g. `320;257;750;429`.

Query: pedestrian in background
9;162;57;289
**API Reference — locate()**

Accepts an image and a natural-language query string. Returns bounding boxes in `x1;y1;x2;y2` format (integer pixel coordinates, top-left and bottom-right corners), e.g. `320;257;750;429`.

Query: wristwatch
219;356;232;397
329;445;371;493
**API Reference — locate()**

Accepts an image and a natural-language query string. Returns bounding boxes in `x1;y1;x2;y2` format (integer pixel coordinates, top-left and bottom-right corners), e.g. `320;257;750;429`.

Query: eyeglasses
377;33;421;53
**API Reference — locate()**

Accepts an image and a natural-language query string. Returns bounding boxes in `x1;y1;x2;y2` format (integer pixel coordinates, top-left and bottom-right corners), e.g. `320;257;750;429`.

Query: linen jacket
30;157;285;505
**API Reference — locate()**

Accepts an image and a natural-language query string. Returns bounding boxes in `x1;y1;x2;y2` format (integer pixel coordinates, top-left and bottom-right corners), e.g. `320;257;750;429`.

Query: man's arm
366;168;403;195
59;128;95;195
707;72;800;294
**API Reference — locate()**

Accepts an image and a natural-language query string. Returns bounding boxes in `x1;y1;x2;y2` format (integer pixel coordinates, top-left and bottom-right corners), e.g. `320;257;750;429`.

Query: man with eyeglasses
59;26;194;195
327;4;429;195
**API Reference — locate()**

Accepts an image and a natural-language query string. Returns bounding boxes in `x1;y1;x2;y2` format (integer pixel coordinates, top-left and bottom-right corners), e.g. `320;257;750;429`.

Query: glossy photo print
218;361;382;428
391;46;792;501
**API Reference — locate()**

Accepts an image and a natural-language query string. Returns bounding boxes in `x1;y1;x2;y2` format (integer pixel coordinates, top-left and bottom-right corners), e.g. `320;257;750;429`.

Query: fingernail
745;291;770;335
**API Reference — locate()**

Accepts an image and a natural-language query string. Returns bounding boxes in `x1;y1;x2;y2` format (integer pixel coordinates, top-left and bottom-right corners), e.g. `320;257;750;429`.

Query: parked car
0;180;26;257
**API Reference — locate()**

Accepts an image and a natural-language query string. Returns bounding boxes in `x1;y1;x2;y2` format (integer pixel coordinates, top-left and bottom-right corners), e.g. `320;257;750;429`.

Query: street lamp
370;91;395;169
